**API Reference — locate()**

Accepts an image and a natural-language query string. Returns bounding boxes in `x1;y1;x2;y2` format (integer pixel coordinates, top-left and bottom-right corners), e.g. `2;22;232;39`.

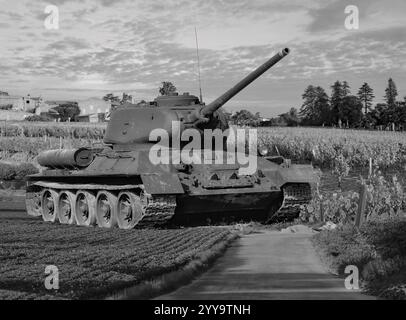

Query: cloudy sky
0;0;405;116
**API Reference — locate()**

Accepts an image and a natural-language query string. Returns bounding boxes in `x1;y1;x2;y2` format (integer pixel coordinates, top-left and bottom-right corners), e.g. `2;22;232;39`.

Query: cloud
0;0;404;116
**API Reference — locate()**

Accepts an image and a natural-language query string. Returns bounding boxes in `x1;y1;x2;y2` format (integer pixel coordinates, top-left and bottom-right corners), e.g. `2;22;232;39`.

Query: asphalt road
157;230;376;300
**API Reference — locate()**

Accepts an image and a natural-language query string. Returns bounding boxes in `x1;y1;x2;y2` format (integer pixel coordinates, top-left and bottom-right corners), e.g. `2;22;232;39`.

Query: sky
0;0;405;117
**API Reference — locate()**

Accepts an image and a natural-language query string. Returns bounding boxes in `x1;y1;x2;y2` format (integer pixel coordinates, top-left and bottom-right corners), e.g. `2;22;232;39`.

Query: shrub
14;163;38;180
0;162;39;181
313;217;406;299
301;172;406;224
0;163;16;180
25;115;53;122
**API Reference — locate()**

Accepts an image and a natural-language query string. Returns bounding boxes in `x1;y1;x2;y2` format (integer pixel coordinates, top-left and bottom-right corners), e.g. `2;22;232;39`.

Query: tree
330;80;352;125
52;103;81;122
342;81;351;96
299;85;331;126
393;101;406;129
159;82;177;96
369;103;389;127
279;108;300;126
357;83;375;115
103;93;120;103
330;81;343;124
339;96;363;127
385;78;398;108
231;110;261;126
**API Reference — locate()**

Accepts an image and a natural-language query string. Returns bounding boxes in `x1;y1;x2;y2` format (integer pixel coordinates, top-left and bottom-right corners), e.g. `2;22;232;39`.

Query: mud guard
141;173;184;195
265;164;320;187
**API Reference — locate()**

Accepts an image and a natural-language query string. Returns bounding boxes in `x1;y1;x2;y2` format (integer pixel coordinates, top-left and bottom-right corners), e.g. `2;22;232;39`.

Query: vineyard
0;213;235;300
257;127;406;169
1;122;406;170
0;121;106;139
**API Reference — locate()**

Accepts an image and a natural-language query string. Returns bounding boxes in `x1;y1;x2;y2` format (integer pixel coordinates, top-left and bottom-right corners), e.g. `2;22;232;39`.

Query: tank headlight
258;147;269;157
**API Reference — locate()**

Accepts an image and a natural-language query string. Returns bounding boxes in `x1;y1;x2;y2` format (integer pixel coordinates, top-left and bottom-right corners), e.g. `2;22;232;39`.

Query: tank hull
26;147;318;227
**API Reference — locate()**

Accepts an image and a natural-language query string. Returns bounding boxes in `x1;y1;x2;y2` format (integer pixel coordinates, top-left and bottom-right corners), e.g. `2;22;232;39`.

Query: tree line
276;78;406;129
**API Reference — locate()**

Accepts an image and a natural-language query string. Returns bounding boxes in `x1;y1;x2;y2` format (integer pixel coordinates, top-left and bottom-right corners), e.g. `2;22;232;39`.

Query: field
1;122;405;299
0;211;235;300
1;122;406;169
0;121;106;139
257;127;406;169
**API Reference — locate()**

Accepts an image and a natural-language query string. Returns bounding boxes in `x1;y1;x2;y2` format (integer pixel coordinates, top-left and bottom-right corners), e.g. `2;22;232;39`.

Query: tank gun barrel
200;48;290;117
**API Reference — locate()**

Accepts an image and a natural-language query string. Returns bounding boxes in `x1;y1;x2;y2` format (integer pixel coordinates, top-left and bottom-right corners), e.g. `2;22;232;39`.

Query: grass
0;213;237;300
312;217;406;299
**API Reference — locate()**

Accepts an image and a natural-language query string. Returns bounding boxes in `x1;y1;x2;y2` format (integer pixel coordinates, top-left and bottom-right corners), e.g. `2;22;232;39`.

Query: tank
26;48;319;229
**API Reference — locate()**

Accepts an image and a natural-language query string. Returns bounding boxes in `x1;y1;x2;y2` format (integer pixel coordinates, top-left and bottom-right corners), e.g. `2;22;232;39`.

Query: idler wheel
116;191;144;230
96;191;118;228
74;191;97;227
41;189;59;222
57;191;76;225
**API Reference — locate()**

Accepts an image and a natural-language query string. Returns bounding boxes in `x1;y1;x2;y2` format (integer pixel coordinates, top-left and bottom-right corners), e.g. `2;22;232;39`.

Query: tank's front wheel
57;191;76;225
75;191;97;227
96;191;118;228
26;185;42;217
41;189;58;222
117;191;144;230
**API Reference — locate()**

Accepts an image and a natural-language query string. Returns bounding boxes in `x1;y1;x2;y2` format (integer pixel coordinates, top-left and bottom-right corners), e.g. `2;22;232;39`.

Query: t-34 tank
26;48;319;229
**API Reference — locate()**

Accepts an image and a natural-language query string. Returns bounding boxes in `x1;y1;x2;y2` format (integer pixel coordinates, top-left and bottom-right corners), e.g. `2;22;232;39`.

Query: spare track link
136;194;177;228
272;183;313;222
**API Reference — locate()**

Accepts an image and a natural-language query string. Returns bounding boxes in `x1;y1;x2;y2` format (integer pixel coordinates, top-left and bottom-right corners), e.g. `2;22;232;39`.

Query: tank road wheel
26;185;42;217
116;191;144;230
96;191;118;228
57;191;76;225
41;189;59;222
74;191;97;227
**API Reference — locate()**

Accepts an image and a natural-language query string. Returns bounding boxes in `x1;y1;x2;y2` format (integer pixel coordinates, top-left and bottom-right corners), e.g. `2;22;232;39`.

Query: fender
264;164;320;188
141;173;184;195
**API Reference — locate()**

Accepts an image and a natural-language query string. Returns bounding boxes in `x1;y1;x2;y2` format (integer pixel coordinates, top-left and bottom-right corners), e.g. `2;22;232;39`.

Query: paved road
157;230;376;300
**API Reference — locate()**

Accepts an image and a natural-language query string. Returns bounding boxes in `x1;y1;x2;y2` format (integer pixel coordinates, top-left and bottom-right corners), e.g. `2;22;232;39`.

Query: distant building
0;92;43;112
73;98;110;123
78;98;111;115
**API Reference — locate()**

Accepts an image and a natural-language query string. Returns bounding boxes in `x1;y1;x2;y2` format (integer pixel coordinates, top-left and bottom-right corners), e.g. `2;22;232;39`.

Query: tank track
26;185;177;228
137;194;177;227
271;183;313;222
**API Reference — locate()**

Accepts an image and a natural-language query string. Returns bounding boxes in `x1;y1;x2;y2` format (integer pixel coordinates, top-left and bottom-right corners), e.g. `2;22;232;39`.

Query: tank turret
104;48;290;144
